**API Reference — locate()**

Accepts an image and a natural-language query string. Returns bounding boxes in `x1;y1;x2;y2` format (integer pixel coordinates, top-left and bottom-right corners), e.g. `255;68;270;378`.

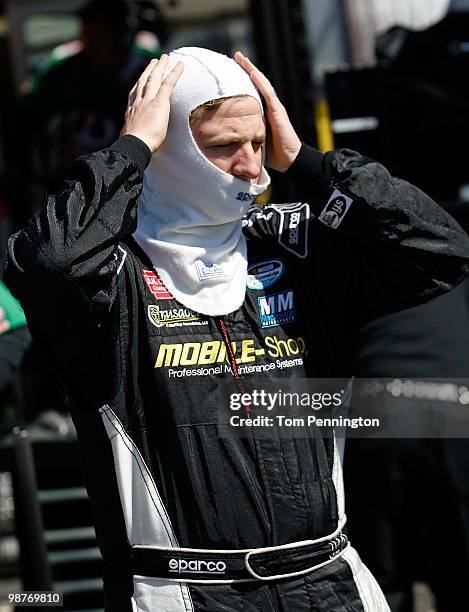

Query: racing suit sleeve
286;143;469;330
4;135;152;407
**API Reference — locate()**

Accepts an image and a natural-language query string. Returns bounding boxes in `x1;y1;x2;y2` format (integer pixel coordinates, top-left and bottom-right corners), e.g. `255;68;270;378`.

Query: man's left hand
234;51;301;173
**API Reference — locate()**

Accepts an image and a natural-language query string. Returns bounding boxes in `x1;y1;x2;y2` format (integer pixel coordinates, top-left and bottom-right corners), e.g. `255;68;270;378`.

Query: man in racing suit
5;49;469;611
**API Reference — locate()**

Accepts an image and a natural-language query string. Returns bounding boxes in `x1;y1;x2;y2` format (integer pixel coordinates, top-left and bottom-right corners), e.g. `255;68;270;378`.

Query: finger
234;50;260;77
237;53;277;101
135;58;159;101
128;83;137;106
144;54;170;99
155;61;184;99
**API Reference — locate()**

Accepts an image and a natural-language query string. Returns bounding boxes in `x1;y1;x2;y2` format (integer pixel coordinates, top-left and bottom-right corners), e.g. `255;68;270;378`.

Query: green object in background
0;281;26;334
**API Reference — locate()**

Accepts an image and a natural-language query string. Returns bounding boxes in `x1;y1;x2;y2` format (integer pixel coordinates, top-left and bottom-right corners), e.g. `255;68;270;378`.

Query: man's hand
234;51;301;173
121;55;184;153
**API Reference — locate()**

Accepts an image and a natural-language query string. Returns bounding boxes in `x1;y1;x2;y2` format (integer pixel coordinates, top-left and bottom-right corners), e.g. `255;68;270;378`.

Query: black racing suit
5;136;469;611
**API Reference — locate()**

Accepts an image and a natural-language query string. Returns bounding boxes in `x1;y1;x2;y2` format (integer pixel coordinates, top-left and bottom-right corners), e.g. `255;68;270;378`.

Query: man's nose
231;144;260;182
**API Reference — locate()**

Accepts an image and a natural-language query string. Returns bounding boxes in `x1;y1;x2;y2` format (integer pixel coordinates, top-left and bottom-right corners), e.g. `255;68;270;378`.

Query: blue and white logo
257;289;295;328
319;189;353;229
247;259;284;291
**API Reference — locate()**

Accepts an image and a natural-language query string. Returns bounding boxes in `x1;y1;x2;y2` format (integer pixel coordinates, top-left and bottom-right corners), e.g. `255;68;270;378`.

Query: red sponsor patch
142;270;173;300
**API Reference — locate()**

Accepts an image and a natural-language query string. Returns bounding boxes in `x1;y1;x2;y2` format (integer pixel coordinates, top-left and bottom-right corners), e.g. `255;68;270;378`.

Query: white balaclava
133;47;271;316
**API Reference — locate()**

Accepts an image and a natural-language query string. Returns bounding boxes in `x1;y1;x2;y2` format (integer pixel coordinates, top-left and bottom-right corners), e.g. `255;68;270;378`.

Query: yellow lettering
275;337;288;357
198;341;220;365
180;342;201;366
265;335;306;358
155;337;306;369
265;335;279;358
216;342;238;363
287;338;299;355
298;337;306;354
239;339;256;363
216;342;227;363
155;344;182;367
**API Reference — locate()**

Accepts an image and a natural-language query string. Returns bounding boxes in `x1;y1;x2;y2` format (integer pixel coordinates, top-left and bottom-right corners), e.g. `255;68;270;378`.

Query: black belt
131;532;348;582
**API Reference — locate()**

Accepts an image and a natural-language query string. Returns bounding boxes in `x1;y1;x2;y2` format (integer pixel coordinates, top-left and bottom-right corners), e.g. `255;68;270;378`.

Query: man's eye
210;143;231;149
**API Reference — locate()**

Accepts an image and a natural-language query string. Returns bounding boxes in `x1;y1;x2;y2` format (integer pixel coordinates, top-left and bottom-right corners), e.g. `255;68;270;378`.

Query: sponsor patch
319;189;353;229
148;304;207;329
142;269;173;300
154;334;306;368
195;260;227;281
247;259;284;290
257;289;295;329
270;203;310;258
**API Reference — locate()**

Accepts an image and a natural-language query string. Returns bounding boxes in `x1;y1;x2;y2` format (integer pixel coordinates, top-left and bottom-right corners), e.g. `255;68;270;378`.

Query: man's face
190;96;265;183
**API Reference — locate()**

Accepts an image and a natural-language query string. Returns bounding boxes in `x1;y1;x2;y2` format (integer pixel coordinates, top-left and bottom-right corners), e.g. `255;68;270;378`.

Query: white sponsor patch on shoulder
270;202;310;258
319;189;353;229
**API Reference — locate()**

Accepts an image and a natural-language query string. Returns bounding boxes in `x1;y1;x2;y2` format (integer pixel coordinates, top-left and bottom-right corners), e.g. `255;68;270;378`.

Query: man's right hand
121;55;184;154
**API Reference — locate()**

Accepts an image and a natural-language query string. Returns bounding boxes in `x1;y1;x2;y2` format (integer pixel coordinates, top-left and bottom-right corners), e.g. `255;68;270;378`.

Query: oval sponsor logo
247;259;284;290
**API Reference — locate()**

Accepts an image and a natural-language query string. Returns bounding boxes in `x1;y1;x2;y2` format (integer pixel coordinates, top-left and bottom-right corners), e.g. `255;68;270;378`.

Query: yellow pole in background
314;99;335;153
